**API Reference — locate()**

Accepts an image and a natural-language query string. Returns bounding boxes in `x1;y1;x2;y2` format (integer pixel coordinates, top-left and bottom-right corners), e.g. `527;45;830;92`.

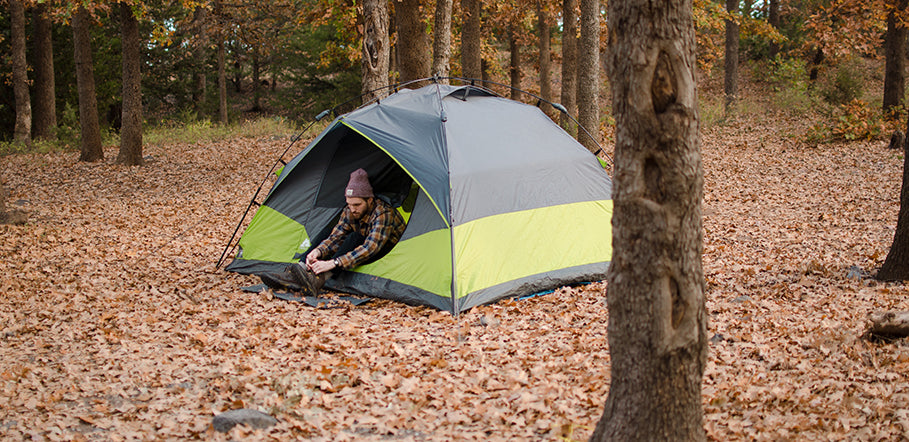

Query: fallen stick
868;311;909;339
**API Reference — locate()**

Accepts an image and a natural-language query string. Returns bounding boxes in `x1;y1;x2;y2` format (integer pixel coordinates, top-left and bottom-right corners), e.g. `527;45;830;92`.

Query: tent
225;83;613;313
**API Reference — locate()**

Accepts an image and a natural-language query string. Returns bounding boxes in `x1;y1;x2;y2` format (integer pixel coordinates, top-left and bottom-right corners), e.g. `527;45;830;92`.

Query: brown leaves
2;117;909;440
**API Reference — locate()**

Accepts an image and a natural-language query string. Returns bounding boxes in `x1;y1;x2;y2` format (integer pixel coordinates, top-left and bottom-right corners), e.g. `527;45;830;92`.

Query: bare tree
560;0;578;134
591;0;707;439
461;0;483;79
878;119;909;281
361;0;390;102
576;0;599;152
724;0;739;115
432;0;454;79
396;0;431;85
73;5;104;162
117;2;144;166
10;0;31;146
883;0;908;116
32;3;57;140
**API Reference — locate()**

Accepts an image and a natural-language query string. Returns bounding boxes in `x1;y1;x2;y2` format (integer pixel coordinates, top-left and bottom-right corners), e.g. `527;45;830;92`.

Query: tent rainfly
225;83;614;313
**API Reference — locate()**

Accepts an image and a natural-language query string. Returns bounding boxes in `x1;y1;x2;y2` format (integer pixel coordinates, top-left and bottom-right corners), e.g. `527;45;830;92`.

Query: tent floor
241;284;372;308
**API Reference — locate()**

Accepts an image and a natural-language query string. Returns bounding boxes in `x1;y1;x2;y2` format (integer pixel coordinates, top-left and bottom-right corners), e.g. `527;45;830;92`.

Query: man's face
346;197;370;220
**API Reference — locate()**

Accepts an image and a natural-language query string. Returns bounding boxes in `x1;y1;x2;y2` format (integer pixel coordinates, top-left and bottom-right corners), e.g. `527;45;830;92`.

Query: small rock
846;265;863;280
709;333;725;344
732;295;751;303
212;409;277;433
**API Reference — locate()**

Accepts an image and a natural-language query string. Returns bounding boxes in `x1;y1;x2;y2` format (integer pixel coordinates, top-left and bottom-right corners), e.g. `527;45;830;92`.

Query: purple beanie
345;168;374;198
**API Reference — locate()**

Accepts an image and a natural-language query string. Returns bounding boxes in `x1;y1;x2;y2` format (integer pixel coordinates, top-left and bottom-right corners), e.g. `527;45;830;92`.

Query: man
259;168;406;295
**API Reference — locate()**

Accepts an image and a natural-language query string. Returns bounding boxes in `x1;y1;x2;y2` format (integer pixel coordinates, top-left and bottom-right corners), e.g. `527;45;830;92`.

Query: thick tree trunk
72;6;104;162
576;0;599;152
509;28;521;100
361;0;390;102
10;0;32;146
591;0;706;439
432;0;453;79
460;0;482;79
32;3;57;140
0;174;27;225
878;142;909;281
767;0;780;59
396;0;431;86
537;0;551;104
883;0;908;116
724;0;739;115
560;0;578;134
117;2;144;166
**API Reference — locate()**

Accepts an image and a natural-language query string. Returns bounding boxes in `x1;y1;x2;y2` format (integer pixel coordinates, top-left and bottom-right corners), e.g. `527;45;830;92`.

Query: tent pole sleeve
449;225;459;315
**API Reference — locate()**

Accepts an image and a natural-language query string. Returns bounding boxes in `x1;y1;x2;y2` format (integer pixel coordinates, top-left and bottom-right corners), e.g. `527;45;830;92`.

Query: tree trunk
883;0;908;116
509;27;521;100
361;0;390;102
252;48;262;111
808;47;824;82
767;0;780;59
0;173;27;225
560;0;578;134
724;0;739;116
215;0;229;124
432;0;453;79
10;0;32;146
591;0;706;439
878;137;909;281
396;0;431;86
460;0;482;79
537;0;551;105
72;6;103;162
32;3;57;140
117;2;144;166
576;0;599;152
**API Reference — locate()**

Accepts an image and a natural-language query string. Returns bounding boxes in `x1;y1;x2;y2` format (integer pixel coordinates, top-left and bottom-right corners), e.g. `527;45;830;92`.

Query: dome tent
225;83;613;313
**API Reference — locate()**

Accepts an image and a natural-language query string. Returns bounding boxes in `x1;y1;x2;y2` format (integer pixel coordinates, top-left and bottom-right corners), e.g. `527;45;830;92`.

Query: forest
3;0;909;440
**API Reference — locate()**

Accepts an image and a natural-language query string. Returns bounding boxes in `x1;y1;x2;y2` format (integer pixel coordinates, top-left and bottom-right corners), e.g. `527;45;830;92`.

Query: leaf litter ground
1;118;909;440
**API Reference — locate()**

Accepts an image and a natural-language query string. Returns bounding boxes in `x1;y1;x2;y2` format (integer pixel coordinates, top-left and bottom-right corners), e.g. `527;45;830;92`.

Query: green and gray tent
225;83;613;313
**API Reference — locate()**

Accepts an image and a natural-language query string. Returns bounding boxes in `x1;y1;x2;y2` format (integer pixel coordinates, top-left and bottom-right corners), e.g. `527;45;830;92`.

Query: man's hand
305;250;321;267
309;259;337;275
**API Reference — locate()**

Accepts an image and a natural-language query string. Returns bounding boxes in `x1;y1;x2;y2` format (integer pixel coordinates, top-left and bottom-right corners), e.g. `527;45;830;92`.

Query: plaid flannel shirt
313;198;406;270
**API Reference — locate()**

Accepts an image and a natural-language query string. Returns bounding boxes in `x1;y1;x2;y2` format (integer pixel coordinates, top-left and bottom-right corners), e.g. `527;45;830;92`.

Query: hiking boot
289;264;326;295
260;265;308;293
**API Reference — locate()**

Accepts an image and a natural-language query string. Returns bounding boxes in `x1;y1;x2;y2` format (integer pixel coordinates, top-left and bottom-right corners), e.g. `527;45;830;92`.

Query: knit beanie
345;168;374;198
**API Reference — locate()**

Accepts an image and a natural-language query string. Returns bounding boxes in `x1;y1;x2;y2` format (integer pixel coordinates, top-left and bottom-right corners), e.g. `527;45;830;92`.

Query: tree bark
878;137;909;281
509;27;521;100
72;6;104;162
0;173;27;225
32;3;57;140
214;0;229;124
460;0;482;79
10;0;32;146
591;0;706;439
560;0;578;134
767;0;780;60
396;0;431;86
537;0;551;104
432;0;453;80
117;2;144;166
883;0;908;116
576;0;599;152
724;0;739;116
361;0;390;102
868;311;909;339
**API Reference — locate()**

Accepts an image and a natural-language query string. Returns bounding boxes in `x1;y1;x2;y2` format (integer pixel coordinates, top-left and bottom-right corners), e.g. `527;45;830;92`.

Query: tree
0;172;27;225
724;0;739;115
117;2;144;166
461;0;482;78
576;0;598;152
214;0;229;124
396;0;431;85
878;123;909;280
767;0;780;59
432;0;453;79
361;0;390;101
591;0;706;439
10;0;32;146
560;0;578;134
508;25;521;99
32;3;57;140
72;5;104;162
883;0;908;116
537;0;551;104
